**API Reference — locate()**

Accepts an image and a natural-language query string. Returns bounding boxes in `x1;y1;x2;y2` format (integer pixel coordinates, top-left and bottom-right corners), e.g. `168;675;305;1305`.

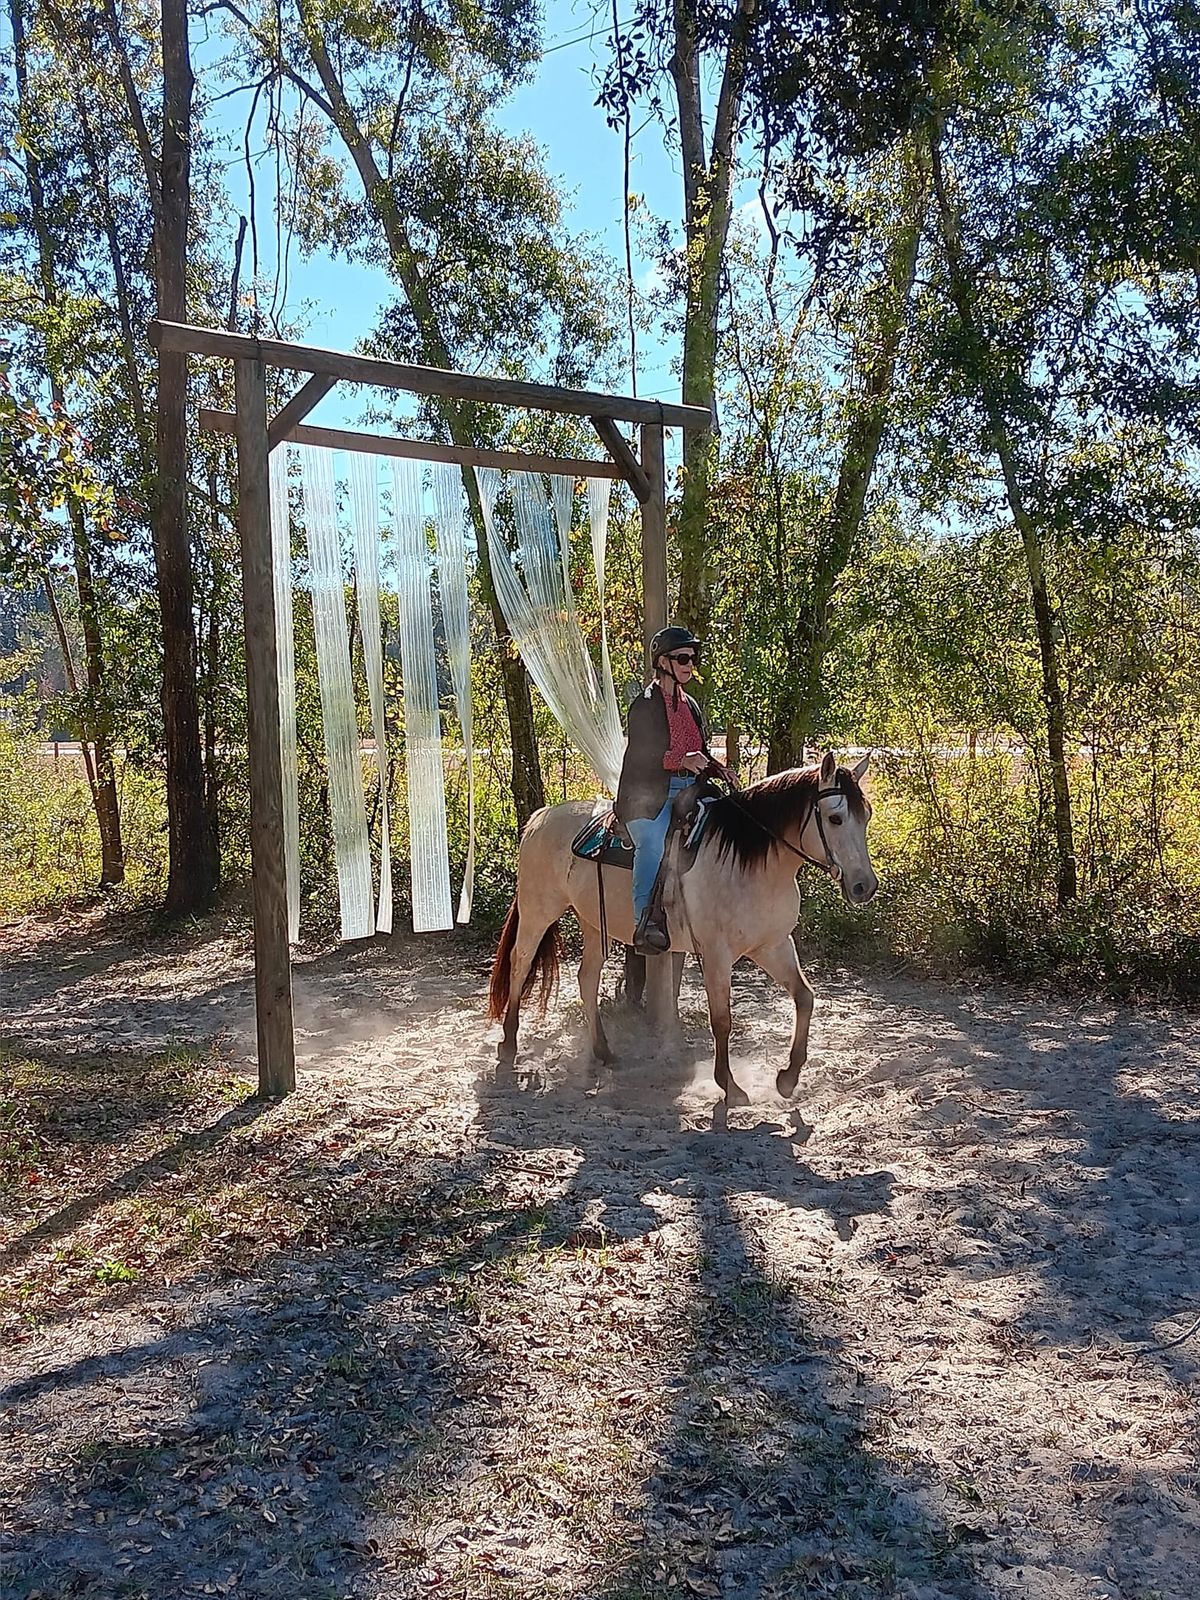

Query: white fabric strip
587;477;617;732
477;468;624;794
269;447;301;944
392;458;454;932
299;445;374;941
347;454;393;934
429;462;475;923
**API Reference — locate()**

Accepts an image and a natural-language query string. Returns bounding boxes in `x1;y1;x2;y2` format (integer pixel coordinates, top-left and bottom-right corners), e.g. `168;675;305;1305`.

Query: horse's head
812;751;878;907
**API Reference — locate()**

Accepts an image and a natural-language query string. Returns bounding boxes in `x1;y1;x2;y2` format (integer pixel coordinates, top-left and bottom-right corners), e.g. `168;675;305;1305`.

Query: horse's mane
705;764;868;871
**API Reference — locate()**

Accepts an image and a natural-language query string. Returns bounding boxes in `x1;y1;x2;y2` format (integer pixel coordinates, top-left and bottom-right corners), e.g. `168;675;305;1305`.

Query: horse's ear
819;751;836;785
851;752;870;782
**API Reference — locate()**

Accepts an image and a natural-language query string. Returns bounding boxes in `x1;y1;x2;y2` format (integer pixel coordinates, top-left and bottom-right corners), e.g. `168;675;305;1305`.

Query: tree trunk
10;0;124;886
291;1;546;823
930;124;1077;903
202;465;224;850
73;86;153;452
155;0;220;911
72;525;126;885
42;571;102;816
93;0;218;908
670;0;756;657
767;135;930;771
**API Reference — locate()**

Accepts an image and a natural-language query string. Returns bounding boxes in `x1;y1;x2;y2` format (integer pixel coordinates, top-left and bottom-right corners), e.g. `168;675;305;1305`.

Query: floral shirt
662;688;704;771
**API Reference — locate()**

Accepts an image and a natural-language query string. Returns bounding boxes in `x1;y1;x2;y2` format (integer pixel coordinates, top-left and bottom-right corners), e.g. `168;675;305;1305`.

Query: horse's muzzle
845;875;878;906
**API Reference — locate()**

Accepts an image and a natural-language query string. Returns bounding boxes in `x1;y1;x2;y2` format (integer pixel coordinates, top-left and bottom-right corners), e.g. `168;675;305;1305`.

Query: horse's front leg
750;936;815;1100
579;920;614;1064
701;947;748;1107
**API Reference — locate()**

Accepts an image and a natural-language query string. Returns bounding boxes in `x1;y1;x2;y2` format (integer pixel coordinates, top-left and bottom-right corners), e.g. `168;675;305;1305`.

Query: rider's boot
633;907;670;954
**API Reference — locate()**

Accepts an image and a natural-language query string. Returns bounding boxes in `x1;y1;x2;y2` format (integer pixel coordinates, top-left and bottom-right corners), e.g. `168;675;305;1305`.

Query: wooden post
234;357;296;1097
639;421;668;664
201;409;623;479
637;419;677;1033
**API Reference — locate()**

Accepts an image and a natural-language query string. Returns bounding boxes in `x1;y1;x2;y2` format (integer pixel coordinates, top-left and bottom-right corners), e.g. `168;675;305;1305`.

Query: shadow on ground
3;918;1198;1597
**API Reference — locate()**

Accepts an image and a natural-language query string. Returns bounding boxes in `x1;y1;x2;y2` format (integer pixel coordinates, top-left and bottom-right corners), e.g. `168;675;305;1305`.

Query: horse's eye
829;815;843;826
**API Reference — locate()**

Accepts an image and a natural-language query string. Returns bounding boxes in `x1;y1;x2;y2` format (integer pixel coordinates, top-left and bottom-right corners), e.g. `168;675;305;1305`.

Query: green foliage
0;373;112;580
800;751;1200;1002
0;712;165;917
4;0;1200;1016
91;1258;138;1285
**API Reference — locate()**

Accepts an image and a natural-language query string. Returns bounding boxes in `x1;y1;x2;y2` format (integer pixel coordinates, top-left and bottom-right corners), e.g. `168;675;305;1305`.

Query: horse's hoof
776;1067;801;1099
497;1042;517;1067
723;1080;750;1108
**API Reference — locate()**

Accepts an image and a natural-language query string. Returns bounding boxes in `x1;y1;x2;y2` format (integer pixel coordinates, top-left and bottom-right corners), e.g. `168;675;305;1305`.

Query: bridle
720;783;847;883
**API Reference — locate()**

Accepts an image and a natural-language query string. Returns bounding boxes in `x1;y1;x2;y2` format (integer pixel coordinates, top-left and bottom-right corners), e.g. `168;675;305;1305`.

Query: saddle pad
570;816;635;871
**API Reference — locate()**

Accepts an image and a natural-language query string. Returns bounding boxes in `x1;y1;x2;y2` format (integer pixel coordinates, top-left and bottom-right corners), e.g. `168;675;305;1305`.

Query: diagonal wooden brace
267;373;338;449
590;415;652;504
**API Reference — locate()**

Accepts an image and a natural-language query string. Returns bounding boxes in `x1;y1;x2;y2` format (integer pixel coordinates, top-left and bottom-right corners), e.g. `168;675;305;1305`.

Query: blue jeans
627;776;691;922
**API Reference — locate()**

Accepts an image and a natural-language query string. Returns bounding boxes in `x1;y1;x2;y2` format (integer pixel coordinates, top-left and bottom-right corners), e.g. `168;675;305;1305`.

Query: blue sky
208;0;690;425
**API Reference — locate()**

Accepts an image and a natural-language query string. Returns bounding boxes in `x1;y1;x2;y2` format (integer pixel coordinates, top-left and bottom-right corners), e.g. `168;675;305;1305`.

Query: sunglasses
667;651;699;665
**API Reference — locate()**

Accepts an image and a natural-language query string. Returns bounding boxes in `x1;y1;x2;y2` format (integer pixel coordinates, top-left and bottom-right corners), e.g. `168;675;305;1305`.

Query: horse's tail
487;898;562;1020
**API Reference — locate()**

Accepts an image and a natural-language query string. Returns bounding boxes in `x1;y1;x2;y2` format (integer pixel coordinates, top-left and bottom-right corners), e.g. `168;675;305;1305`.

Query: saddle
569;780;720;870
570;778;723;951
570;806;635;870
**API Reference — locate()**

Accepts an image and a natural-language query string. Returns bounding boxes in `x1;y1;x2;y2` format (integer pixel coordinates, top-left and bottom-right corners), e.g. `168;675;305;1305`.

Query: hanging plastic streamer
269;447;301;945
476;468;624;793
392;458;454;932
346;454;393;934
429;462;475;923
587;477;617;728
299;445;374;941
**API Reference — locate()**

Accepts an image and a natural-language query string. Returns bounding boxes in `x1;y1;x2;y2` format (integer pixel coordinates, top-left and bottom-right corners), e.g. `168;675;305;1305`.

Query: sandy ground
1;908;1198;1599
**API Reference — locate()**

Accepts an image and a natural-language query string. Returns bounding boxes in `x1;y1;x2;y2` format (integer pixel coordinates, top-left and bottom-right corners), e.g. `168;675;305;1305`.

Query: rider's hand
680;751;709;775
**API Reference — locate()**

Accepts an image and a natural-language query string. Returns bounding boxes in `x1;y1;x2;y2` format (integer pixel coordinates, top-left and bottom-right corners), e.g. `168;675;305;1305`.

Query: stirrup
633;910;670;953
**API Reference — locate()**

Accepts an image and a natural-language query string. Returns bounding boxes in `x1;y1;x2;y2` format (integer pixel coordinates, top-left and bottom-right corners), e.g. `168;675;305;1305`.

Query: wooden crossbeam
152;319;710;431
201;408;625;479
268;373;338;448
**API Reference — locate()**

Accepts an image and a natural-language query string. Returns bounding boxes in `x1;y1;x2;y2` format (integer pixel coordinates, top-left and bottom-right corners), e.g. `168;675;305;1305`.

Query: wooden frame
200;409;627;480
150;318;708;1095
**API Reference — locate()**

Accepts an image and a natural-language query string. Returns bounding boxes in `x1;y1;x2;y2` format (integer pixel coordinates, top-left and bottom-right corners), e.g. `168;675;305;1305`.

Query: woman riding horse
615;625;732;954
489;738;878;1106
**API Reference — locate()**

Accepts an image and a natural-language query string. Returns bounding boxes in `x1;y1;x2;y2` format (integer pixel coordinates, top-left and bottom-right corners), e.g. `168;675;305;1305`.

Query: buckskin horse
488;753;877;1105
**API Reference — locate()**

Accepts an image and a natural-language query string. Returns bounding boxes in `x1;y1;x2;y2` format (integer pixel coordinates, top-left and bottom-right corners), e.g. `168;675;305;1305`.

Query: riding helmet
650;625;702;661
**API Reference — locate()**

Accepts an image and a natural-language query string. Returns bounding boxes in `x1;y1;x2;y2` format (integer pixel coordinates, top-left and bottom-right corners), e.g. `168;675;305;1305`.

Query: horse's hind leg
702;948;749;1107
579;920;613;1065
750;937;815;1100
499;920;550;1067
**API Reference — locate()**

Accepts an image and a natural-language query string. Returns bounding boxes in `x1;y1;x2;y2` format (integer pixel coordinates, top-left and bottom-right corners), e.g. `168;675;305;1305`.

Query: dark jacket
614;682;710;822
